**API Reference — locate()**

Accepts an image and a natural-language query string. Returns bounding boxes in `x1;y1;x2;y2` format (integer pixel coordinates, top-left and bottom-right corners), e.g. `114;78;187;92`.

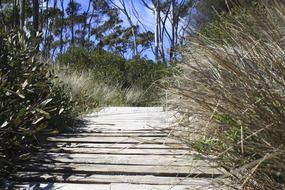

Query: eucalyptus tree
141;0;194;62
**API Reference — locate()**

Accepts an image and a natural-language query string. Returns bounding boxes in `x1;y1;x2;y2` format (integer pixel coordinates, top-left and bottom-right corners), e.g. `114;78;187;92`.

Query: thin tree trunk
87;7;94;50
60;0;64;53
47;0;58;58
32;0;39;38
70;0;75;45
44;0;50;57
13;0;19;28
154;5;159;62
19;0;25;31
170;0;176;61
81;0;91;47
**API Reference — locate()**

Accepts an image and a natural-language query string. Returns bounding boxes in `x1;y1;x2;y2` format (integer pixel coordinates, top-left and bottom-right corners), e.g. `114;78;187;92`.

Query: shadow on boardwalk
3;107;223;190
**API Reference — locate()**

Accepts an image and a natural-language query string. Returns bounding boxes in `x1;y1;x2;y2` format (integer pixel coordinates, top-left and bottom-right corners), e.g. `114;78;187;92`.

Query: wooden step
17;163;221;177
44;142;188;149
36;147;191;155
12;183;215;190
47;136;179;144
27;153;209;166
13;172;215;185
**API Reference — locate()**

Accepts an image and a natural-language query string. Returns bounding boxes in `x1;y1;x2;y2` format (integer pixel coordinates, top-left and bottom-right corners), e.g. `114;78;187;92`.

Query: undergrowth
0;32;74;181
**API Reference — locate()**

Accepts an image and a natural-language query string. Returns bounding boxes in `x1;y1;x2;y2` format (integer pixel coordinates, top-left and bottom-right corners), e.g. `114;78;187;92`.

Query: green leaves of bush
0;32;73;174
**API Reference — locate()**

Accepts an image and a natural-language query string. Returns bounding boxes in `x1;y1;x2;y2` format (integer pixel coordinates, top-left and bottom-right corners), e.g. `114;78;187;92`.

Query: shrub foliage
0;32;73;176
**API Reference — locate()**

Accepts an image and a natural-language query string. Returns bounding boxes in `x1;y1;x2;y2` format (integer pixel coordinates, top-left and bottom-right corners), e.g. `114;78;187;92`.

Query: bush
57;47;125;85
0;32;73;176
57;48;172;106
168;2;285;190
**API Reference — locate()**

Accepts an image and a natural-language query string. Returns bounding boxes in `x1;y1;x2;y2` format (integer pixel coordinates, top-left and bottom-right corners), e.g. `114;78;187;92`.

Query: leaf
16;90;25;99
40;98;53;106
59;108;64;115
15;108;27;125
35;108;51;119
32;117;44;125
22;80;28;89
0;121;8;128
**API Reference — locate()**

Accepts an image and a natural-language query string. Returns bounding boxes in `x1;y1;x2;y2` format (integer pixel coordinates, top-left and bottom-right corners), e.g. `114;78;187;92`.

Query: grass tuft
168;2;285;189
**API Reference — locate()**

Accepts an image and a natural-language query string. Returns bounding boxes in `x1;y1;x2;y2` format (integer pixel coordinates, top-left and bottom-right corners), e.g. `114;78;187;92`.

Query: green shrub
124;58;171;106
57;48;172;106
57;47;125;85
0;32;73;176
168;2;285;190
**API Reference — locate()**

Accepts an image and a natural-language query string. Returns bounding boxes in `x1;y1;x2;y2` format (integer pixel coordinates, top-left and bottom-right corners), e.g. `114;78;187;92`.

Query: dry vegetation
167;2;285;190
55;69;144;113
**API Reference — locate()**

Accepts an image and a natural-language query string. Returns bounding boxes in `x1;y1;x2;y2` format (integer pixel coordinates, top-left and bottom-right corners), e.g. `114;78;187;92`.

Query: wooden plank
57;133;167;137
37;147;191;155
78;128;167;132
12;183;111;190
28;153;210;167
47;136;179;144
12;183;215;190
86;107;165;116
74;129;166;133
13;172;215;185
82;124;166;131
110;183;215;190
18;163;221;177
46;142;188;149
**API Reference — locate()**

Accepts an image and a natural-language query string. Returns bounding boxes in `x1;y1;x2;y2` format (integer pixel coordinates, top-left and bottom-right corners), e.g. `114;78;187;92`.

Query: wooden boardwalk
12;107;223;190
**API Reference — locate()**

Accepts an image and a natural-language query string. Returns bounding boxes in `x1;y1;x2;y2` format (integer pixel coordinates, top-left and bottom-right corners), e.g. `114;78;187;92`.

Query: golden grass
167;2;285;189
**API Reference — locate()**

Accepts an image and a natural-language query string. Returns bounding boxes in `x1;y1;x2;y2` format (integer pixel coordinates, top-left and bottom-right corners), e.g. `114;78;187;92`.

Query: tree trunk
170;0;176;61
60;0;64;53
44;0;50;57
81;0;92;47
19;0;25;31
32;0;39;38
70;0;75;45
154;4;159;62
13;0;19;28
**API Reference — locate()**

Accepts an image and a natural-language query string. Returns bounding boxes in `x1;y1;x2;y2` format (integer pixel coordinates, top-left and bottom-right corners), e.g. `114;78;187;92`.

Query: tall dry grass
55;69;143;113
167;2;285;190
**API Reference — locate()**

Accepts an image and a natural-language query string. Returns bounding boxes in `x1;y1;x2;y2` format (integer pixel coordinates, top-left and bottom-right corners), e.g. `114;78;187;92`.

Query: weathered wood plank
12;183;111;190
29;153;206;166
13;172;215;185
82;124;166;131
12;183;215;190
46;142;188;149
74;129;166;133
57;133;167;137
47;136;179;144
37;147;191;155
18;163;221;177
110;183;216;190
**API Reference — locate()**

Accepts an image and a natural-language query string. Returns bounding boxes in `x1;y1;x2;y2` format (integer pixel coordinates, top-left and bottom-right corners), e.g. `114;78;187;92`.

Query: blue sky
55;0;156;59
48;0;193;60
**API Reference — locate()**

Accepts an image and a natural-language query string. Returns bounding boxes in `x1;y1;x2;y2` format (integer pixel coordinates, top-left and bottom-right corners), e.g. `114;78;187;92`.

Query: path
12;107;222;190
